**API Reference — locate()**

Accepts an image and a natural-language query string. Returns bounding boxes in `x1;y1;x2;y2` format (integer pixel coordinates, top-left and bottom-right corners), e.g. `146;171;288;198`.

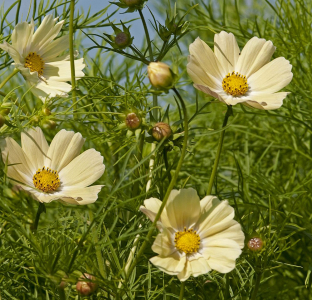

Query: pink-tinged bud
247;237;264;251
0;114;5;128
147;62;174;89
115;32;132;48
123;0;142;6
152;122;172;141
76;274;98;296
125;112;141;129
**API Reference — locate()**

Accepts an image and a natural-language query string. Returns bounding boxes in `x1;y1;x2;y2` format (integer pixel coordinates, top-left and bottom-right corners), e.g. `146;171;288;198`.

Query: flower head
147;62;175;89
0;15;85;102
187;31;293;110
140;188;244;281
1;127;105;205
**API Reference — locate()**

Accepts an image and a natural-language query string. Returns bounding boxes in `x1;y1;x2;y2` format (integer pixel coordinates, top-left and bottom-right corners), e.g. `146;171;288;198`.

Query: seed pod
247;237;264;251
152;122;172;141
76;273;98;296
147;62;174;89
125;112;141;130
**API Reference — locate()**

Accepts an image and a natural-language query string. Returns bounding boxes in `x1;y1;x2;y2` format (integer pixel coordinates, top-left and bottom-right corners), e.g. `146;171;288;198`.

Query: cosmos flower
0;15;85;101
1;127;105;205
140;188;244;281
187;31;293;110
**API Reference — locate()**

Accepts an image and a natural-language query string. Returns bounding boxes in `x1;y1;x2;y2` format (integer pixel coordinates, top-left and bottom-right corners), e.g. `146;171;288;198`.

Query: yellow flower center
174;227;200;254
222;71;248;96
33;167;60;193
24;52;44;76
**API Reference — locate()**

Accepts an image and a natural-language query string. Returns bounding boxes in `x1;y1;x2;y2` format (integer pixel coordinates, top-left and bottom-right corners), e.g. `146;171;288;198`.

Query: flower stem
33;202;46;231
251;272;262;300
0;69;19;90
69;0;77;117
125;87;188;280
206;105;233;195
179;281;186;300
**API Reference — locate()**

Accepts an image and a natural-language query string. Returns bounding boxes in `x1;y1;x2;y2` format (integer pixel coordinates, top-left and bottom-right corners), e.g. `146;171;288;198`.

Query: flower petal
11;20;34;57
236;37;276;77
40;35;69;61
214;31;240;74
59;149;104;187
151;228;176;257
44;130;85;171
59;185;103;205
21;127;49;172
201;239;242;273
248;57;293;93
244;92;290;110
0;42;23;64
165;188;201;231
150;251;186;276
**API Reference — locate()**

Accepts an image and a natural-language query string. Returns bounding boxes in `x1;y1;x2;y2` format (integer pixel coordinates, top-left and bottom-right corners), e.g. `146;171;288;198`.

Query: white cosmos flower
1;127;105;205
140;188;244;281
0;15;85;102
187;31;293;110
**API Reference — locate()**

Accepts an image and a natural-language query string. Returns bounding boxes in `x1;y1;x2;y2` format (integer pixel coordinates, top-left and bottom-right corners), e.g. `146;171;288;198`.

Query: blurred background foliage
0;0;312;299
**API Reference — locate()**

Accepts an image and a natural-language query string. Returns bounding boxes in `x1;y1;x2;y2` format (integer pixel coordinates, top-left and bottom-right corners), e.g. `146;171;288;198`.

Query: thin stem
179;282;186;300
69;0;77;117
163;147;172;182
0;69;20;90
125;87;188;279
206;105;233;195
33;202;46;231
58;287;66;300
251;273;262;300
132;132;145;197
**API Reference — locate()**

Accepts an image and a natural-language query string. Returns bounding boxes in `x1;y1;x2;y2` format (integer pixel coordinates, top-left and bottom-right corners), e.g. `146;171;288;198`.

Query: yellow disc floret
174;227;200;254
25;52;44;76
33;166;60;193
222;71;248;96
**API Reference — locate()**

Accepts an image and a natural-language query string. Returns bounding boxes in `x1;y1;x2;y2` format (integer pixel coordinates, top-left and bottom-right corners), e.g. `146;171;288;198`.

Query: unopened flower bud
115;32;132;48
123;0;142;6
152;122;172;141
42;120;56;130
76;273;98;296
125;112;141;130
247;237;264;251
0;114;5;128
42;107;51;116
147;62;174;89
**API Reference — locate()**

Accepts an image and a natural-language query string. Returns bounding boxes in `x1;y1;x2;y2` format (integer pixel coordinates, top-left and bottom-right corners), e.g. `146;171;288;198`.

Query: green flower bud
147;62;174;89
125;112;141;130
42;107;51;116
122;0;142;6
76;274;98;296
42;120;56;130
114;31;132;49
152;122;172;141
104;22;133;49
247;237;264;251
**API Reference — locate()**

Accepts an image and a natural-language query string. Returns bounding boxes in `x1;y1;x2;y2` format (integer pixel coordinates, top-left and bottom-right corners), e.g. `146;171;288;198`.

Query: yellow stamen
33;166;60;193
222;71;248;96
174;227;200;254
24;52;44;76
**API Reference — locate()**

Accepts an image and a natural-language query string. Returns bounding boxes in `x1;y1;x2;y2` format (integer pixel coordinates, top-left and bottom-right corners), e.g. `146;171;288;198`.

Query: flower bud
123;0;142;6
0;114;5;128
42;120;56;130
247;237;264;251
147;62;174;89
42;107;51;116
115;32;132;48
76;274;98;296
152;122;172;141
125;112;141;130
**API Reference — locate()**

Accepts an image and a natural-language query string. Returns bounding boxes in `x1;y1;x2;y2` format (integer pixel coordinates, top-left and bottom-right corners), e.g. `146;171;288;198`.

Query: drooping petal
59;149;104;187
248;57;293;94
236;37;276;77
201;239;242;273
244;92;290;110
44;130;85;171
150;252;186;276
0;42;23;64
21;127;49;171
165;188;201;231
214;31;240;74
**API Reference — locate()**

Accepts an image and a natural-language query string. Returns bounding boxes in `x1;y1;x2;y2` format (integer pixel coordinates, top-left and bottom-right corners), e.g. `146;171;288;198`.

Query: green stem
89;211;106;279
125;87;188;279
33;202;46;231
69;0;77;117
132;132;145;197
58;287;66;300
0;69;19;90
206;105;233;195
163;147;172;182
179;281;186;300
251;273;262;300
